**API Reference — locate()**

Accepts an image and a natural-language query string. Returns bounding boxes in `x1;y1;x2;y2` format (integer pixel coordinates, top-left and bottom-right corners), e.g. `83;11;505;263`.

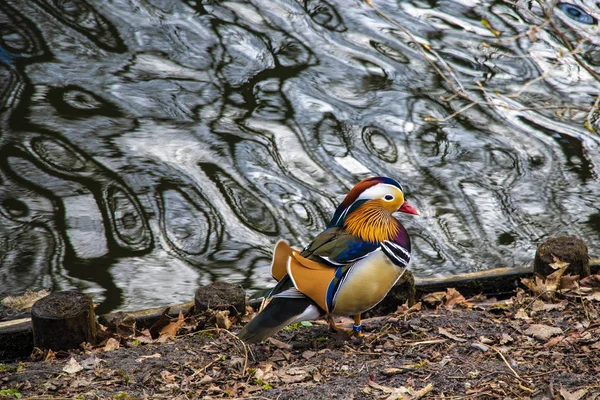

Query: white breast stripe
381;242;409;266
383;240;410;260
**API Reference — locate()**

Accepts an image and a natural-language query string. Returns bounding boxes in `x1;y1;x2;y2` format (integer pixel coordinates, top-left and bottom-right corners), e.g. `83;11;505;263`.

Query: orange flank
270;240;296;281
287;252;337;313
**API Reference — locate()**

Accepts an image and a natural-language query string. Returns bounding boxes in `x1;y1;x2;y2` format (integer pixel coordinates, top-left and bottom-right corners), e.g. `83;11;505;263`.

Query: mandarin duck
239;177;419;343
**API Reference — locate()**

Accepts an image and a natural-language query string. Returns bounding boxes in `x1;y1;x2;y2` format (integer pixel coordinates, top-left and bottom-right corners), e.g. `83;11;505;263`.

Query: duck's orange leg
353;314;363;337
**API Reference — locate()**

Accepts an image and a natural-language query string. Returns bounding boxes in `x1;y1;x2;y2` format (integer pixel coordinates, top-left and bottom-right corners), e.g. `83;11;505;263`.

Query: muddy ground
1;278;600;400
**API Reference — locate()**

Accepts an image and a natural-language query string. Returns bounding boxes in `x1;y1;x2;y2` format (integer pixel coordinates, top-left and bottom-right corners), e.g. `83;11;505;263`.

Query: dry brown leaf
279;367;311;384
583;292;600;302
530;299;546;313
422;291;445;306
80;356;103;370
500;333;513;344
1;289;50;311
160;370;175;383
559;387;588;400
522;258;570;301
438;327;467;342
133;331;155;344
560;275;580;291
44;349;56;362
312;369;322;382
160;311;185;338
63;357;83;374
111;312;137;338
149;307;172;339
479;336;494;344
69;377;93;389
214;310;232;330
549;256;570;270
521;276;544;296
198;374;214;385
514;309;530;320
103;337;120;351
445;288;471;308
524;324;563;341
269;349;291;362
580;274;600;288
530;299;567;314
396;301;422;315
544;335;565;348
268;337;291;350
253;363;275;383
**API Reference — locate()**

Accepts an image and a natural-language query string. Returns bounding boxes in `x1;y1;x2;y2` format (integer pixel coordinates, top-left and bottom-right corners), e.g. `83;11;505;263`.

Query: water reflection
0;0;599;315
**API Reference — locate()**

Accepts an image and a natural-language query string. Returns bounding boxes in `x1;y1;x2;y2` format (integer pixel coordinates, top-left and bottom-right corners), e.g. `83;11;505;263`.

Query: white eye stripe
357;184;400;201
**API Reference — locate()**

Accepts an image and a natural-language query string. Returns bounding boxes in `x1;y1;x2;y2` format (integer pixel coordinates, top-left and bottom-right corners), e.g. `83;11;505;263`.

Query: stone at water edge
31;290;97;351
194;281;246;316
534;236;590;278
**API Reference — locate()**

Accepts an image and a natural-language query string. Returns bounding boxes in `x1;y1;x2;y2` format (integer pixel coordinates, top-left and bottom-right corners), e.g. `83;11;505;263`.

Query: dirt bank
1;282;599;399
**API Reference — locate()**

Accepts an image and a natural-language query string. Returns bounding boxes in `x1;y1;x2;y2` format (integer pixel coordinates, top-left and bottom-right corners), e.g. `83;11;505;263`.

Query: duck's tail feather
238;295;321;344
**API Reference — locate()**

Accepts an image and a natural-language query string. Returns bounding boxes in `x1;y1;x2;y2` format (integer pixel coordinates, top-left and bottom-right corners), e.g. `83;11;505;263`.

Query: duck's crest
327;177;403;228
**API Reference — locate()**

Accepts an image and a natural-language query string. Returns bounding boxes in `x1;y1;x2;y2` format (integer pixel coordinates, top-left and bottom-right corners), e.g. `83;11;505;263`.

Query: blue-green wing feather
301;227;379;266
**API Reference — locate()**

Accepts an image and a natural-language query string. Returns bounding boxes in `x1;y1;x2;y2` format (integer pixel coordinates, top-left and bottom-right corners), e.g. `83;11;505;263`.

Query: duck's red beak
398;201;420;216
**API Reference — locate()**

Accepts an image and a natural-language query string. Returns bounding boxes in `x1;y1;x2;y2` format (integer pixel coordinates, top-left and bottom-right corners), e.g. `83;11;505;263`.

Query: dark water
1;0;599;315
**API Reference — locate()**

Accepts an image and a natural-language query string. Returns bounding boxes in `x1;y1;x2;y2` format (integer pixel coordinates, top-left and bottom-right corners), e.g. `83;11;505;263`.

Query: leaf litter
1;271;600;399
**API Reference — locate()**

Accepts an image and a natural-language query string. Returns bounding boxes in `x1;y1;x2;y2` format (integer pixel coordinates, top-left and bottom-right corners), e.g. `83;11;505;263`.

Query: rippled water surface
1;0;600;314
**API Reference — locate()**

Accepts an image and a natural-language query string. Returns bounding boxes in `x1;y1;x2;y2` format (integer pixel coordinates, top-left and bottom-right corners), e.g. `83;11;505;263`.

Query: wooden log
31;290;97;351
414;266;534;298
0;318;33;361
534;236;590;278
195;282;246;316
98;301;194;330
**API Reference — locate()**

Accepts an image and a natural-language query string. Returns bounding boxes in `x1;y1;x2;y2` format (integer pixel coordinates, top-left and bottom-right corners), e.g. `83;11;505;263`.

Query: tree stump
195;282;246;316
534;236;590;278
31;290;97;351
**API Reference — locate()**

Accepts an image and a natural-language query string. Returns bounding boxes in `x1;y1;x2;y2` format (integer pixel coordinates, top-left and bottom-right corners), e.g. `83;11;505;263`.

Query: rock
471;342;489;352
194;282;246;316
534;237;589;278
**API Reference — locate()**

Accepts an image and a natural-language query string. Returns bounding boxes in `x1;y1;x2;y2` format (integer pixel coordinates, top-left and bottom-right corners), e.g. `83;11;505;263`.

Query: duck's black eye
384;194;394;201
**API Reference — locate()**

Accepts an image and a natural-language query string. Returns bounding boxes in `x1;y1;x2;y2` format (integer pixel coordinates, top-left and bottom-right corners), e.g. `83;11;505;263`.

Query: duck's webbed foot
326;314;363;337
